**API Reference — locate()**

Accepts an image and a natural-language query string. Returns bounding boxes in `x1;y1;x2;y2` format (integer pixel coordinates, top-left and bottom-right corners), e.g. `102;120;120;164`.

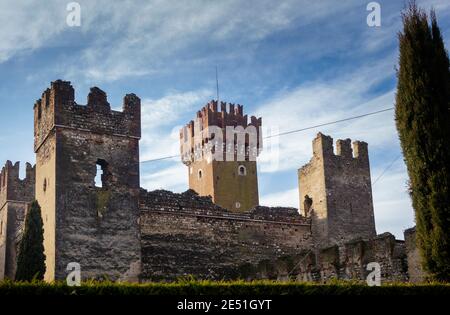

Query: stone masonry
33;80;141;281
299;133;376;247
0;80;425;283
140;189;311;281
0;161;35;280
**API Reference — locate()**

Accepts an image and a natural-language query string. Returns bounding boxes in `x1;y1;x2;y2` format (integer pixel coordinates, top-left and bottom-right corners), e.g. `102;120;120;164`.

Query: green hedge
1;280;450;295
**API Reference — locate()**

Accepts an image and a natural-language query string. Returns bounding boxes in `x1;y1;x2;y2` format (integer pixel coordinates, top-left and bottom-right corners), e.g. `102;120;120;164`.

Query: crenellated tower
298;133;376;246
0;161;35;280
180;100;262;212
34;80;141;281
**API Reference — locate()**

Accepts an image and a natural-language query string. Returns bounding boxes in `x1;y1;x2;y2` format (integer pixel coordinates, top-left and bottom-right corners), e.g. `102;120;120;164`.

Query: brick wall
180;101;262;212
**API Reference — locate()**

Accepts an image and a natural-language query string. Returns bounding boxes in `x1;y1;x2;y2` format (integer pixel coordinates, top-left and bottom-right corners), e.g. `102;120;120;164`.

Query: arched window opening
198;169;203;180
238;165;247;176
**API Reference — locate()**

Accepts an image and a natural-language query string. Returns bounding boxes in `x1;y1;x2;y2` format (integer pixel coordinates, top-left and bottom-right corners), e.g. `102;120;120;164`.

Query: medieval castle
0;80;423;283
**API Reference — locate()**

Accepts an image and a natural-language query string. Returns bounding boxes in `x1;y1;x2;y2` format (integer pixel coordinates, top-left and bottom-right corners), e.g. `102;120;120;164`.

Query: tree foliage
15;200;46;281
395;1;450;281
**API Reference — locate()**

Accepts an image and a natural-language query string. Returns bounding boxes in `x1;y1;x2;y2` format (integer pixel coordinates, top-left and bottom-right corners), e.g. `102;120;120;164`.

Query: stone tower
180;101;262;212
0;161;35;280
298;133;376;246
34;80;141;281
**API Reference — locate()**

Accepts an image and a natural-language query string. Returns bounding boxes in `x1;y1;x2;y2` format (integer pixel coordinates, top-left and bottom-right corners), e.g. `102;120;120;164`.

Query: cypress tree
395;2;450;281
15;200;46;281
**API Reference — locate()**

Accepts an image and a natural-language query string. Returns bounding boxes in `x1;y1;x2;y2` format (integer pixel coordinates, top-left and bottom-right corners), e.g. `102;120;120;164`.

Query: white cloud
372;161;415;239
258;163;415;240
139;88;215;193
252;57;416;239
0;0;362;80
260;188;299;208
256;57;398;174
3;0;435;240
0;0;67;62
140;89;212;162
2;0;449;81
135;54;416;239
141;163;187;192
72;0;344;81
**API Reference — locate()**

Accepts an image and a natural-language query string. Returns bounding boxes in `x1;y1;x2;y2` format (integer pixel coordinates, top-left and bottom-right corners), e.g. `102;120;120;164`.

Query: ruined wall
0;204;5;279
298;134;328;245
34;80;141;281
180;101;262;212
140;189;312;281
338;233;407;282
139;188;409;283
292;233;408;283
299;133;376;246
0;161;35;280
404;227;426;283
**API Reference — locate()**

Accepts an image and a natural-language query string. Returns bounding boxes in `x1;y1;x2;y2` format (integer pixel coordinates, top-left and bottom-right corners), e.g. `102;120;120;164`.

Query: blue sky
1;0;449;239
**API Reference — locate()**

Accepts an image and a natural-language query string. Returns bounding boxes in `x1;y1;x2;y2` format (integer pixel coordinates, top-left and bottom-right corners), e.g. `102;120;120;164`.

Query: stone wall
140;189;312;281
2;202;28;280
339;233;407;282
0;161;35;206
34;81;142;281
0;161;35;280
34;80;140;153
139;189;410;283
299;133;376;246
404;227;426;282
292;233;409;283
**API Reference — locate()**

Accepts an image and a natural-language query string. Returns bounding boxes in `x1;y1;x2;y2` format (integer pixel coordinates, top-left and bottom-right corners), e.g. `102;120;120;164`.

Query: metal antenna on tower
215;65;220;104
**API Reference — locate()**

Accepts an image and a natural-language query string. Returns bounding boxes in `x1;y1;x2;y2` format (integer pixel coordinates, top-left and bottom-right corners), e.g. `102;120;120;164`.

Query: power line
264;107;394;139
141;154;180;163
372;154;402;185
140;107;395;164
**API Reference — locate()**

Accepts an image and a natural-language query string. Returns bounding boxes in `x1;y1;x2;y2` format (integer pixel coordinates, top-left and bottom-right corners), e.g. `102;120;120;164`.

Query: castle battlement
180;101;262;165
189;100;261;130
140;188;309;225
0;161;35;207
179;101;262;213
34;80;141;152
299;132;376;246
0;160;35;281
311;132;368;162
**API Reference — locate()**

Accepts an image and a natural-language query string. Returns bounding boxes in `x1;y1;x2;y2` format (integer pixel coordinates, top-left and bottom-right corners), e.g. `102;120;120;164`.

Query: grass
1;279;450;295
